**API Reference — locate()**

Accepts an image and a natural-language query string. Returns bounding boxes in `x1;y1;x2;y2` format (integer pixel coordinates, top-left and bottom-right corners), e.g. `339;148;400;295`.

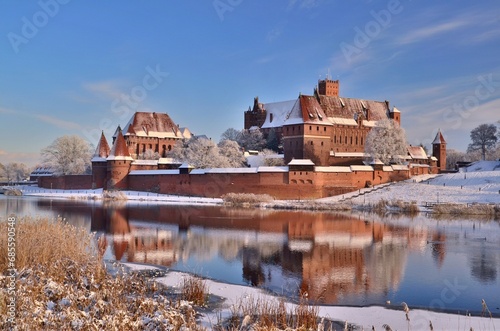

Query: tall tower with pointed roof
91;131;111;189
107;128;133;190
432;130;447;172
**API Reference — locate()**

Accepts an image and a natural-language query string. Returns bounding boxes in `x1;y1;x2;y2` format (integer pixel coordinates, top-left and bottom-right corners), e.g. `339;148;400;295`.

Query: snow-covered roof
328;117;358;126
314;166;352;173
132;160;158;166
257;166;289;173
260;100;297;129
330;152;368;158
91;156;107;163
391;165;408;171
107;155;134;161
362;120;377;127
430;156;438;161
370;159;384;165
206;168;258;174
288;159;315;166
350;165;373;171
158;158;180;164
129;170;179;175
407;146;428;160
382;166;394;172
432;130;446;144
179;163;194;169
410;164;430;168
391;106;400;113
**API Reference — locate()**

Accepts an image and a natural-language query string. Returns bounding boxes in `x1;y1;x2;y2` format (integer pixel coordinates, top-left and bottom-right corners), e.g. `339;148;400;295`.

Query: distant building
113;111;191;158
244;78;443;169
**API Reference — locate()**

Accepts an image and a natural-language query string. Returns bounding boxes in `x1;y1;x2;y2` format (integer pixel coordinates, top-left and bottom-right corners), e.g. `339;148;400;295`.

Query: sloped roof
260;100;297;129
121;112;183;139
432;130;446;144
108;129;133;161
284;95;332;126
92;131;111;162
317;95;389;121
407;146;428;160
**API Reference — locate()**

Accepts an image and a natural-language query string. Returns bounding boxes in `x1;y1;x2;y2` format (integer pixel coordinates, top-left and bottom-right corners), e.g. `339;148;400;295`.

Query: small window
270;113;273;122
317;126;319;131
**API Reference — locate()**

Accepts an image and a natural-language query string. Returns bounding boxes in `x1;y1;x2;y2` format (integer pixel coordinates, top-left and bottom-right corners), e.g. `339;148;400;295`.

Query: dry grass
221;193;274;206
0;216;204;330
270;201;352;211
180;274;209;306
3;189;22;196
360;199;420;215
433;203;500;217
214;293;343;331
102;190;128;200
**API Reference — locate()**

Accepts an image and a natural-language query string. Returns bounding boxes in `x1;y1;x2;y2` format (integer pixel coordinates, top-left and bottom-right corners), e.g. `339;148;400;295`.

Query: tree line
5;120;498;179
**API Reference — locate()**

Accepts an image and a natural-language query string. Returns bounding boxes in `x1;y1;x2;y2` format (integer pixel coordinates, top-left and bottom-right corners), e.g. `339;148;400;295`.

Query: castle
245;78;445;170
37;79;447;199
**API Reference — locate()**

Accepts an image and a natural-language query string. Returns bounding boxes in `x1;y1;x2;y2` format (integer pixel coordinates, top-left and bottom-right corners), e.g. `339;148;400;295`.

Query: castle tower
106;128;133;190
389;106;401;126
91;131;111;189
432;130;447;172
318;78;339;96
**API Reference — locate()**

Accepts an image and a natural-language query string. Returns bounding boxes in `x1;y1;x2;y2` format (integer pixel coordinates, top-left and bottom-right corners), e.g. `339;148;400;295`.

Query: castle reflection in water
16;198;446;305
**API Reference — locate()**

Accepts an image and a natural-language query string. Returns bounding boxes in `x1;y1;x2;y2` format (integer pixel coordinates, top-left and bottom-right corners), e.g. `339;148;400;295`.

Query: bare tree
0;162;30;183
467;124;497;161
220;128;241;142
218;140;246;167
237;128;265;151
169;137;245;168
260;149;285;166
40;135;93;175
138;149;160;160
365;119;408;165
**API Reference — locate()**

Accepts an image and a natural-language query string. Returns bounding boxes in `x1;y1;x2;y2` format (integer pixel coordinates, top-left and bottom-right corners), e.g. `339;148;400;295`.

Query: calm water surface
1;195;499;315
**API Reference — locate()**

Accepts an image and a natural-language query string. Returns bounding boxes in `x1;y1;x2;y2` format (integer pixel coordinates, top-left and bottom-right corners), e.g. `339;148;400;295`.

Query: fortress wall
39;175;92;190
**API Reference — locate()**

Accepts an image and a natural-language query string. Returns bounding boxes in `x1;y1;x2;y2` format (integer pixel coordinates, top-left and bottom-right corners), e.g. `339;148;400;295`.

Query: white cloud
35;114;82;130
82;80;125;100
398;20;471;45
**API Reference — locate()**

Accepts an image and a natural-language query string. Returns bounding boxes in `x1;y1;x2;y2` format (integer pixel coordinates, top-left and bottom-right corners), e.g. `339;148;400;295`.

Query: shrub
221;193;274;206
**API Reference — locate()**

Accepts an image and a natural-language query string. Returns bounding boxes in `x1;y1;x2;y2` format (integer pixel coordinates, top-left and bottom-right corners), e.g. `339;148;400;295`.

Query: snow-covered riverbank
123;262;500;330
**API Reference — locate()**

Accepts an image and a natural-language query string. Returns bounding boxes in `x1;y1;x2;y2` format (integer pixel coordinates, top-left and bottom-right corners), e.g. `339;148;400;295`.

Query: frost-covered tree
260;149;285;166
220;128;240;142
446;149;469;170
467;124;497;160
40;135;93;175
169;137;244;168
365;119;407;165
138;149;160;160
0;162;30;182
237;129;265;151
217;139;246;167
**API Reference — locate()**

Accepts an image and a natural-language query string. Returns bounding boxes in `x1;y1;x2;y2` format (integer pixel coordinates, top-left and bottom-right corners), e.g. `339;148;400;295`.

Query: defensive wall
38;164;412;199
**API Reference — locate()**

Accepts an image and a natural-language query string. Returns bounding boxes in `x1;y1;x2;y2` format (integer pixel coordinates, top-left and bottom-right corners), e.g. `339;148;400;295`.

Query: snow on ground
123;263;500;331
13;186;223;206
320;160;500;206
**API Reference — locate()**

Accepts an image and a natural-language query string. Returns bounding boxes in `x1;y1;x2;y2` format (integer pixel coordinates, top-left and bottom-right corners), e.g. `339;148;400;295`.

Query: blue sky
1;0;499;166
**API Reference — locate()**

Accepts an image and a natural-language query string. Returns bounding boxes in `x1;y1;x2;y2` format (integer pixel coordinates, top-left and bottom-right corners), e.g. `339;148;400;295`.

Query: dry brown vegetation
0;216;204;330
221;193;274;206
432;203;500;217
214;294;338;331
359;199;420;215
180;274;209;307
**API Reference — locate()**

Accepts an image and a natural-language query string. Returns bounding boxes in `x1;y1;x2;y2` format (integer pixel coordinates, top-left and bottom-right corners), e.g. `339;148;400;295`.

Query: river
1;195;499;316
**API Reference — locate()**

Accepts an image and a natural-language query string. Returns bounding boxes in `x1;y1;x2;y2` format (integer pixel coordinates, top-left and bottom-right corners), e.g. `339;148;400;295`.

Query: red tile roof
94;131;110;158
432;130;446;144
109;129;131;158
122;111;181;138
317;95;389;121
